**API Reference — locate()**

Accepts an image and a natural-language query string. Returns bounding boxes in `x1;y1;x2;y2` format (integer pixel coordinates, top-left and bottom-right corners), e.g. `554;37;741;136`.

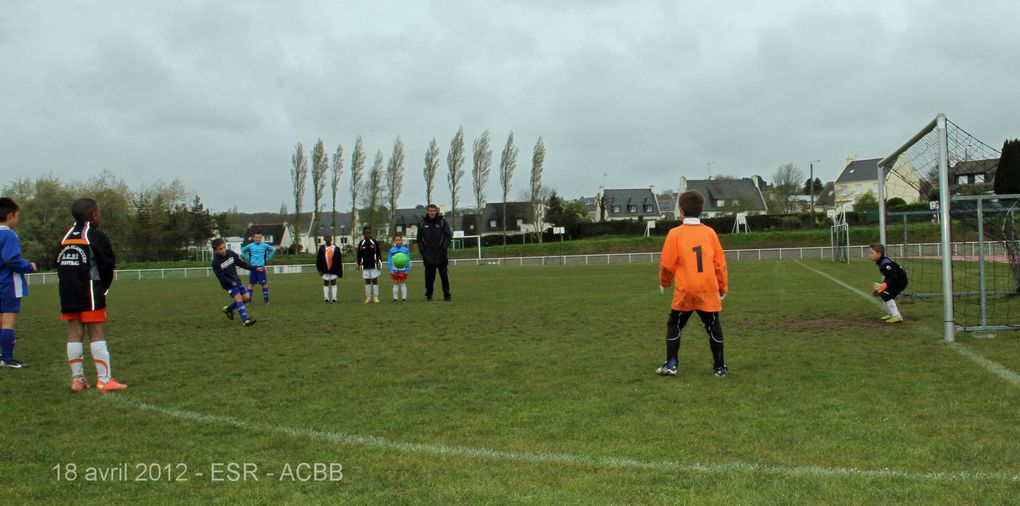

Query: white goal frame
877;113;954;341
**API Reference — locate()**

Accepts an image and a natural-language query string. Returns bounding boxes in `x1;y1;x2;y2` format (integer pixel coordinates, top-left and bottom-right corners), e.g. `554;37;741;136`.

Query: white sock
885;299;901;317
365;284;371;298
90;340;111;383
331;285;337;300
393;286;399;299
67;342;84;379
373;284;379;297
323;285;330;300
401;284;407;300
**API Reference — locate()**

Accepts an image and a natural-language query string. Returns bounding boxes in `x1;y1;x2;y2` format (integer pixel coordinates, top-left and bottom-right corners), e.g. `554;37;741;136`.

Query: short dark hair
71;198;99;223
427;204;439;211
211;238;226;250
363;226;371;232
678;190;704;218
0;197;19;222
393;233;403;240
869;242;886;255
253;231;263;236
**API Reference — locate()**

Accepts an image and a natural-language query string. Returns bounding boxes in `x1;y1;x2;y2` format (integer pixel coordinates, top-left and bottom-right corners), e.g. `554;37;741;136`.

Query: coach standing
417;204;453;302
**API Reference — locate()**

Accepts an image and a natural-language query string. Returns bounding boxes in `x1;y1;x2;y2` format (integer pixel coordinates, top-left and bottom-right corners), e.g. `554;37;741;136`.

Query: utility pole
810;160;821;224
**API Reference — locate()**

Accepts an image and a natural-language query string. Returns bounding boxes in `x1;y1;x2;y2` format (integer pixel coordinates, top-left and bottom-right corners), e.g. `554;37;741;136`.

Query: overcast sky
2;1;1017;212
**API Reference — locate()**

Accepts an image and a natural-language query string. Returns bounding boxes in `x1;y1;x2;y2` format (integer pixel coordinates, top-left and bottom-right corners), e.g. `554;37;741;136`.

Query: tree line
289;128;548;249
2;171;244;268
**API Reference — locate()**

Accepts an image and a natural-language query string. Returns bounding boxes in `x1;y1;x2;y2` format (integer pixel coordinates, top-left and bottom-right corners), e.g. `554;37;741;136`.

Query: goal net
879;114;1009;340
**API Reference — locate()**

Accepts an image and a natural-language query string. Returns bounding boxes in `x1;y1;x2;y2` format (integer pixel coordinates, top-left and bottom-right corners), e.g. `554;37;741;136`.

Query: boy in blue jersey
387;234;411;302
212;239;257;327
241;232;275;304
0;197;38;369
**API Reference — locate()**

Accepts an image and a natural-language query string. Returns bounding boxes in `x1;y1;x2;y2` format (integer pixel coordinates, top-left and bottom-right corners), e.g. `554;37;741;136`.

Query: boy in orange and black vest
57;198;127;392
657;190;729;377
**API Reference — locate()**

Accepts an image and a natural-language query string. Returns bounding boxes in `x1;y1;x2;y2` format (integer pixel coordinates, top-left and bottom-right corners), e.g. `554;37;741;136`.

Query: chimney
649;185;656;196
679;176;688;193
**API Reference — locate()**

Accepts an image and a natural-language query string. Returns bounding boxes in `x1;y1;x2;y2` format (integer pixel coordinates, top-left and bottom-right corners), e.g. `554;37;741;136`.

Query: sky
1;0;1017;212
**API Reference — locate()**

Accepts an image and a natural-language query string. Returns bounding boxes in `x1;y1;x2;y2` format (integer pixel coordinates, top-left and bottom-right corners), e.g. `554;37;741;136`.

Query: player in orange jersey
656;190;729;377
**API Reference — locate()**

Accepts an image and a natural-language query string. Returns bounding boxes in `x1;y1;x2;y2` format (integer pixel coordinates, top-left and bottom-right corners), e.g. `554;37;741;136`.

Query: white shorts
361;268;380;280
322;274;338;281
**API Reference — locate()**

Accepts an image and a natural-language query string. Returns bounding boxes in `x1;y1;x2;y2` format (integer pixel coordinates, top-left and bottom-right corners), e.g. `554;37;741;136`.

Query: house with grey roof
834;157;920;213
951;158;998;190
594;187;661;221
677;176;767;218
242;223;293;250
459;202;534;236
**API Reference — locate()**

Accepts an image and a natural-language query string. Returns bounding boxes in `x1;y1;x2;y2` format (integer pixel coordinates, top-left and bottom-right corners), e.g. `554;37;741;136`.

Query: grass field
2;260;1019;504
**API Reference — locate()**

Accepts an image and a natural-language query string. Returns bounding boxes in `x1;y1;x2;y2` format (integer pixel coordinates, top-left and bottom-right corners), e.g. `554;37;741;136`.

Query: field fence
24;243;969;285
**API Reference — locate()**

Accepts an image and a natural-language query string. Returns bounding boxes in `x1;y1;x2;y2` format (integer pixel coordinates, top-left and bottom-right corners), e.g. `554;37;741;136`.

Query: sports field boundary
24;241;988;285
109;397;1020;485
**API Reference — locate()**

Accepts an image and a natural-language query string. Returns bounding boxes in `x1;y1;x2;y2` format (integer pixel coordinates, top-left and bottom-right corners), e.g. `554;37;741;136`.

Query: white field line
795;261;1020;388
108;397;1020;484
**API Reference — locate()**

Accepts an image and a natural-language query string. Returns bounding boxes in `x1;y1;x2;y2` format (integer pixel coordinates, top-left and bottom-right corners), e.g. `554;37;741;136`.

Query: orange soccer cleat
70;378;91;393
96;378;128;393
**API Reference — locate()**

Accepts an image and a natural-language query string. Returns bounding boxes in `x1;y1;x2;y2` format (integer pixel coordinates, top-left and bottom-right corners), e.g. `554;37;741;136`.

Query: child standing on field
356;227;383;304
316;234;344;303
58;198;126;392
0;197;38;369
388;234;411;302
869;243;908;324
657;190;729;377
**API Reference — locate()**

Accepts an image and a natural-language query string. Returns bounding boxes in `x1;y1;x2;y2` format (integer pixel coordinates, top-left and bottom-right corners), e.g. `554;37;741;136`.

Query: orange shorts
391;273;408;282
61;308;107;323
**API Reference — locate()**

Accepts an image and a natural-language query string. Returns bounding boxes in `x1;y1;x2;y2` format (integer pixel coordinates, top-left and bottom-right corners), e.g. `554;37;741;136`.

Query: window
396;225;404;233
716;200;725;207
855;184;862;193
627;205;637;213
974;174;985;184
644;204;653;213
612;205;621;213
489;219;497;228
516;219;523;226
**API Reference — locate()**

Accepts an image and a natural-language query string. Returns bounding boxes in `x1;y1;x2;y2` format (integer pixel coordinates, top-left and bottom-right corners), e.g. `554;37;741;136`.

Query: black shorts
880;286;904;302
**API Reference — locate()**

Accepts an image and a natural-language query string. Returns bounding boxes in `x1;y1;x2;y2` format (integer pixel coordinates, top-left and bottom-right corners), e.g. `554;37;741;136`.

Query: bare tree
446;127;466;228
529;136;546;242
772;162;805;213
330;143;344;235
386;136;405;231
423;137;440;205
499;130;518;248
366;150;385;233
311;138;329;240
471;129;492;235
350;136;366;228
290;142;308;251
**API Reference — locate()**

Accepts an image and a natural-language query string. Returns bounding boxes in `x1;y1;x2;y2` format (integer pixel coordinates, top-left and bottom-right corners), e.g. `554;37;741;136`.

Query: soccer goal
878;113;1010;341
830;211;849;263
451;232;482;260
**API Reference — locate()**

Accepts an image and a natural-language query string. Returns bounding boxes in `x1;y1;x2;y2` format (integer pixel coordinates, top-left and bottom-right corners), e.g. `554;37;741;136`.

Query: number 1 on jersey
692;245;703;273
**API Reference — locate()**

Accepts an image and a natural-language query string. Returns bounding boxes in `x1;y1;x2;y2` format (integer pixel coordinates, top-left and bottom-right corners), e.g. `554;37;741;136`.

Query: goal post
878;113;1006;341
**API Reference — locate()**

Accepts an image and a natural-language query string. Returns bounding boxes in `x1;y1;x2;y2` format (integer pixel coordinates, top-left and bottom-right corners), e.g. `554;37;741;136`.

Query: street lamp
809;160;821;222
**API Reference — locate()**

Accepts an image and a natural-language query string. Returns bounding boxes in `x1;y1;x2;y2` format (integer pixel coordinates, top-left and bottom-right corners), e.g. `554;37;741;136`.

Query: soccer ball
392;252;409;269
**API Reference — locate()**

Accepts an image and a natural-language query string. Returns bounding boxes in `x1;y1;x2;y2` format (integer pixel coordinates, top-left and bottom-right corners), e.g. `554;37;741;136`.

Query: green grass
3;261;1019;503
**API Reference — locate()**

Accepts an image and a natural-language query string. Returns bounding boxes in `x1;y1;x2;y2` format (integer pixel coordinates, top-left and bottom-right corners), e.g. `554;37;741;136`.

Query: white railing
25;242;985;285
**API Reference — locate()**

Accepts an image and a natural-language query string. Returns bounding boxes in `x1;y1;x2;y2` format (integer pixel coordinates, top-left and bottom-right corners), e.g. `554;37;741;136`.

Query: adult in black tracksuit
417;204;453;301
